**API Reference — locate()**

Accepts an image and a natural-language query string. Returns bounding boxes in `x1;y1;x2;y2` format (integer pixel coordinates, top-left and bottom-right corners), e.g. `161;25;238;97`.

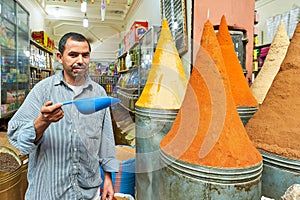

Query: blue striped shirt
7;71;119;200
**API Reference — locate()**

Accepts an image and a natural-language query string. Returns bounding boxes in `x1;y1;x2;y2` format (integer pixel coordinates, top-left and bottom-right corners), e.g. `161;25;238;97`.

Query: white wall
124;0;192;78
18;0;45;32
255;0;300;45
125;0;162;30
91;0;163;62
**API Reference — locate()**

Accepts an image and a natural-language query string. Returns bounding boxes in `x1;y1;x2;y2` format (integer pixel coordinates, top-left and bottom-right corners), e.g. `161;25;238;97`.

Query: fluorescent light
81;0;87;13
83;13;88;27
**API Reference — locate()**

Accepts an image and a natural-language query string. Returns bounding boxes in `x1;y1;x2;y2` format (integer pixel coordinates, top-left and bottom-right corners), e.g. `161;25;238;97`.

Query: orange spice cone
159;20;263;199
246;20;300;161
217;15;258;107
250;21;290;104
135;18;187;110
160;20;262;168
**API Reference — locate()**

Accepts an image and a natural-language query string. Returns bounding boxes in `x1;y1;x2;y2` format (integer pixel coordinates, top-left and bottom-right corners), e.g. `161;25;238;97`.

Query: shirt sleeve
7;84;45;155
98;107;120;173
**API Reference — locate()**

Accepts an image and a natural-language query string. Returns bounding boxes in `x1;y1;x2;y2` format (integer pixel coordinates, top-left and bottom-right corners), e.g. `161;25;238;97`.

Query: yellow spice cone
251;21;290;104
217;15;258;107
135;18;187;109
161;20;262;168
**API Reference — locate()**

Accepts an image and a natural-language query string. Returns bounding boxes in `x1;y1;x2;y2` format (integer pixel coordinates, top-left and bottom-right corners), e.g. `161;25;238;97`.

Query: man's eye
83;53;90;57
69;53;78;57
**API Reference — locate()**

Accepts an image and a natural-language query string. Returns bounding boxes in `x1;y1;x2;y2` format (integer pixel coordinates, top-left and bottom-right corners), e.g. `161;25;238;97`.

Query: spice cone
250;22;290;104
135;18;187;109
246;21;300;160
160;20;262;168
217;15;258;107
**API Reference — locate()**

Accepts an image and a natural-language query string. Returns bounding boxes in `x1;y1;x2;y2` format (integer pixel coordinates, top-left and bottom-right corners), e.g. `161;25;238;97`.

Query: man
7;32;119;200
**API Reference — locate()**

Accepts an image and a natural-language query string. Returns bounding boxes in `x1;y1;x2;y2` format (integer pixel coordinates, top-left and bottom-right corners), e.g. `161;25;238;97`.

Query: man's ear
56;52;63;63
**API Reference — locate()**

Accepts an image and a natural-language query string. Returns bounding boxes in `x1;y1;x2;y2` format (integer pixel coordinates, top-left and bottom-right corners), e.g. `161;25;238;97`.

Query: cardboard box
124;21;148;51
32;31;48;47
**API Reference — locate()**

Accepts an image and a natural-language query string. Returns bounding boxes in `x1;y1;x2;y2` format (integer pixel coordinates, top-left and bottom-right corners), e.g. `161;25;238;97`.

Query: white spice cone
251;22;290;104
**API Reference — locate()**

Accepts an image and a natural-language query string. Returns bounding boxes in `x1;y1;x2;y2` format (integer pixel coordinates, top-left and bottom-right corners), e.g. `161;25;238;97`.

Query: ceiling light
101;0;106;21
81;0;87;13
83;13;88;28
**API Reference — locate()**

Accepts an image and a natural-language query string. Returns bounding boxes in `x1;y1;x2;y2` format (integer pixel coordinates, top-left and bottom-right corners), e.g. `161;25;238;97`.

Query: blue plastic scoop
62;96;120;114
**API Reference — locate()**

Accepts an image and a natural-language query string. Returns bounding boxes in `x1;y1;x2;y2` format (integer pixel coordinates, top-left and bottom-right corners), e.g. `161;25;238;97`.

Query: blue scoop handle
62;101;73;105
61;96;120;114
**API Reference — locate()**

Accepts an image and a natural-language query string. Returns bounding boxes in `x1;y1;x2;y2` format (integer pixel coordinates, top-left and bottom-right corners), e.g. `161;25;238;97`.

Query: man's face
57;38;90;84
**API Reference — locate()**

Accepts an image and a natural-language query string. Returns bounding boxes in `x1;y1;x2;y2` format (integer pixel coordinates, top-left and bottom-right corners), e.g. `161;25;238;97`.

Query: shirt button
74;148;77;152
73;182;76;186
74;130;77;133
73;165;77;169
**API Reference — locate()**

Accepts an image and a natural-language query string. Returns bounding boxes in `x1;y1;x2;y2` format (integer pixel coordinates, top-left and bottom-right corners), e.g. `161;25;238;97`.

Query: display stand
112;26;161;145
0;0;30;119
29;40;53;89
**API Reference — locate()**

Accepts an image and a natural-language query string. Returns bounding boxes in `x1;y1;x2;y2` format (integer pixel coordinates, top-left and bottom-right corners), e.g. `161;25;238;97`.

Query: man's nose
78;54;84;63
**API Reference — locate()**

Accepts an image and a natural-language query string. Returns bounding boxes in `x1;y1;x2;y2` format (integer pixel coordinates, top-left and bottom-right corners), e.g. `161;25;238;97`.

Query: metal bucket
0;147;22;200
159;149;263;200
19;154;29;200
135;106;178;200
236;106;258;125
260;150;300;199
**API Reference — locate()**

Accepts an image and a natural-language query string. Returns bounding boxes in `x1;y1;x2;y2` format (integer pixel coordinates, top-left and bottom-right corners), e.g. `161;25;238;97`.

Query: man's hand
34;101;64;142
101;172;114;200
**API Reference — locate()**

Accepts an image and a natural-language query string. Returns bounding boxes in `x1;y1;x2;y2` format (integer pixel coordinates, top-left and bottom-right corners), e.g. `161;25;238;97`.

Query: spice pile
246;21;300;160
135;18;187;110
217;15;258;107
251;21;290;104
116;145;135;161
0;152;20;172
160;19;262;168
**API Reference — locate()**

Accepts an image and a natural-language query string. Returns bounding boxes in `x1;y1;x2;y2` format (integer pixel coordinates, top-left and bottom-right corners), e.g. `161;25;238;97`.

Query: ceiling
29;0;140;50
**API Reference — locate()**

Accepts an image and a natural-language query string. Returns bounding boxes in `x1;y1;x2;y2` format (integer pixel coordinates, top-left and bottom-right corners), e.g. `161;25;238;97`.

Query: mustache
72;63;87;68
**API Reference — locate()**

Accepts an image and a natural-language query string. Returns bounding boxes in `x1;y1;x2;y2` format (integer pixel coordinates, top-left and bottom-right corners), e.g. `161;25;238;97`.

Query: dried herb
0;152;20;172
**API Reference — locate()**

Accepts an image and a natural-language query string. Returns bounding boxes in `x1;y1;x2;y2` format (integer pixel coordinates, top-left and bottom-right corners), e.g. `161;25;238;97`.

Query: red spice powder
217;15;258;107
160;20;262;168
246;21;300;160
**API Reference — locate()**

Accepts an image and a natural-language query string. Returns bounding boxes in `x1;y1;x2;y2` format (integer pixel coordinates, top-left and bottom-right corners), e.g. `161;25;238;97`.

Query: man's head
57;32;91;85
58;32;91;55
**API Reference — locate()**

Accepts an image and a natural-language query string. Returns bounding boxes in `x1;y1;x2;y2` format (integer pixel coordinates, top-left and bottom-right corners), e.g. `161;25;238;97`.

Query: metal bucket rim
135;106;179;120
135;106;179;113
160;150;262;184
236;106;259;109
160;149;263;175
260;150;300;170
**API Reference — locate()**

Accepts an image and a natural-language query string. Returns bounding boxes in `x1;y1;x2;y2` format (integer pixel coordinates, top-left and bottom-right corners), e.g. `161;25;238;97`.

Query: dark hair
58;32;91;54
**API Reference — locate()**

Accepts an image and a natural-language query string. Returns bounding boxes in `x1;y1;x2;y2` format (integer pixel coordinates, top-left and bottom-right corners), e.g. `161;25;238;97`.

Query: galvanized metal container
135;106;178;200
260;150;300;199
19;154;29;200
159;149;263;200
236;106;259;125
0;147;22;200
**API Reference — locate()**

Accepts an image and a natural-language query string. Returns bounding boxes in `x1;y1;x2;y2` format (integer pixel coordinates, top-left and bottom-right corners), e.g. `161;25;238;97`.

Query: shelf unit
111;26;161;145
115;26;161;113
90;75;119;96
29;40;53;89
0;0;30;118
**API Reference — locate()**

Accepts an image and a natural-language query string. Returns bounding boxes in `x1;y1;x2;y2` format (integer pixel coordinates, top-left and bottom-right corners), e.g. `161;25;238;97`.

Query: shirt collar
54;70;93;89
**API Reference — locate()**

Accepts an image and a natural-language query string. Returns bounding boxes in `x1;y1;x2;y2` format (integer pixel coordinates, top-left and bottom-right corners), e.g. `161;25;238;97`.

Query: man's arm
101;172;114;200
33;101;64;142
